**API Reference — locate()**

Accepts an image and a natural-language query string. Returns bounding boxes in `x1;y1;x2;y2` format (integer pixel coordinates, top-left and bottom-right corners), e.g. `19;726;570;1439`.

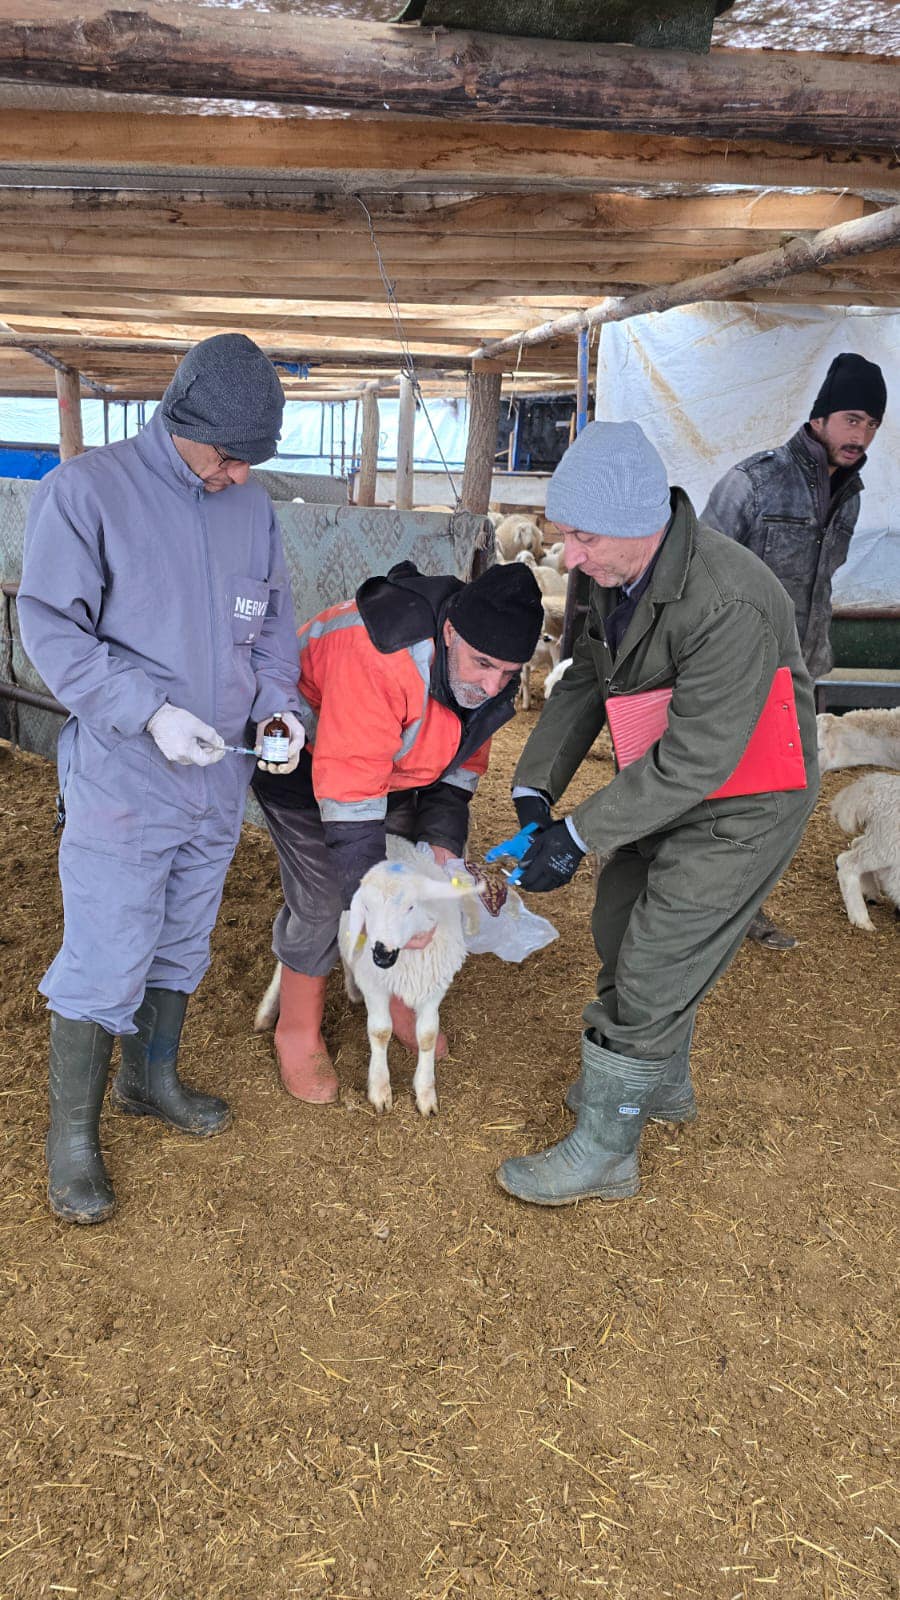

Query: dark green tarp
396;0;733;51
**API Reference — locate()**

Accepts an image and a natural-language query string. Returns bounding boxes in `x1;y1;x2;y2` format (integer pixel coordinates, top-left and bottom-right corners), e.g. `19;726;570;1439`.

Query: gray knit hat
159;333;284;465
546;420;671;539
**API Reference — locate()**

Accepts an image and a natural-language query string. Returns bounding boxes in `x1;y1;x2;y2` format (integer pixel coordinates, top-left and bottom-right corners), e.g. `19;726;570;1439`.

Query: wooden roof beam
3;9;900;147
474;203;900;363
0;186;879;235
0;331;476;373
2;112;899;200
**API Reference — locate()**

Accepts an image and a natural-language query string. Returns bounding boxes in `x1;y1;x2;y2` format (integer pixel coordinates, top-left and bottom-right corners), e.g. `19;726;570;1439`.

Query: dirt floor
0;711;897;1600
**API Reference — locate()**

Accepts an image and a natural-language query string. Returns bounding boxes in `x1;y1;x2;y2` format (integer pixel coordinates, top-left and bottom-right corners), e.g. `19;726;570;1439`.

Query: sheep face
347;861;464;967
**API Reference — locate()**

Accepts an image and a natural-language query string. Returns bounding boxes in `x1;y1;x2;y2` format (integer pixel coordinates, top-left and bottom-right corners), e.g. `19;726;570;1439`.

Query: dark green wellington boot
497;1034;669;1206
565;1025;697;1124
47;1013;116;1224
111;988;231;1136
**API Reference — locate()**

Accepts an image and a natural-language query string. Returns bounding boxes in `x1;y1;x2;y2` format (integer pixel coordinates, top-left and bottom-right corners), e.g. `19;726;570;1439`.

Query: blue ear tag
618;1104;640;1116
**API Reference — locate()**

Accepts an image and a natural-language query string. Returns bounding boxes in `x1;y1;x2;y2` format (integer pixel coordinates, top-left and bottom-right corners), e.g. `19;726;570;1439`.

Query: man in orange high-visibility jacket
252;559;543;1103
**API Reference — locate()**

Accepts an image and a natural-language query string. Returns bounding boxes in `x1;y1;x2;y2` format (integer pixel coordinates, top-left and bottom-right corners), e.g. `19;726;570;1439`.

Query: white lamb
515;549;569;598
544;656;573;698
817;708;900;773
340;838;476;1116
518;595;566;711
541;541;567;574
830;772;900;931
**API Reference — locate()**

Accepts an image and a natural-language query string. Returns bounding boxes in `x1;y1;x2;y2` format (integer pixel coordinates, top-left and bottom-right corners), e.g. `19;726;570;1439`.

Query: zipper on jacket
196;488;218;742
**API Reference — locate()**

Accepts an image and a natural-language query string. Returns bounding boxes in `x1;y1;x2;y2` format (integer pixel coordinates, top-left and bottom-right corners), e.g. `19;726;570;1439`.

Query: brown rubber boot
274;969;339;1103
389;996;448;1060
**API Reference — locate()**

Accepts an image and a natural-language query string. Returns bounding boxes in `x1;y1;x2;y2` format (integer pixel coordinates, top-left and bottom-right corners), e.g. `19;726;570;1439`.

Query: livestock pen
0;698;895;1600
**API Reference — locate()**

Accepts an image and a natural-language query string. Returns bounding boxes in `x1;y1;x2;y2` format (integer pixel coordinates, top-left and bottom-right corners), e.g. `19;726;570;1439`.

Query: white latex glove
255;711;306;775
147;703;226;767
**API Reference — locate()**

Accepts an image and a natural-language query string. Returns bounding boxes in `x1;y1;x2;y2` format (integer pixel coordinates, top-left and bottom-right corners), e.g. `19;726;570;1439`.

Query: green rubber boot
47;1013;116;1225
111;988;231;1137
565;1024;697;1124
496;1034;669;1206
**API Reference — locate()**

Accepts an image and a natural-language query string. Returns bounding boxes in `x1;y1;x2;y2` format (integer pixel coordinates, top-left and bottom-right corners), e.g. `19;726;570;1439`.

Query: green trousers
587;789;815;1061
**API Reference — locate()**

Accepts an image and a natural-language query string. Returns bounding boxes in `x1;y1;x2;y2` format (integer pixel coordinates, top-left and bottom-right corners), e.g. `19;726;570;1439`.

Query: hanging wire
355;195;462;506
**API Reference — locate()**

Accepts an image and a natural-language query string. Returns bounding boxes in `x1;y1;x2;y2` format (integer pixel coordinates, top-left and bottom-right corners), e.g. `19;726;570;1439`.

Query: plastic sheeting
0;394;470;479
595;303;900;606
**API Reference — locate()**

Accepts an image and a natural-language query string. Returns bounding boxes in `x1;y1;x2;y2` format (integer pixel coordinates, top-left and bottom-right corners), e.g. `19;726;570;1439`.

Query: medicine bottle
260;712;291;764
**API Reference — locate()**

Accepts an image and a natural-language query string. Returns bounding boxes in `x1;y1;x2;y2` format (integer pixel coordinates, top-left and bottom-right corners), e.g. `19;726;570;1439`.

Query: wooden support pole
2;10;898;149
55;365;84;459
395;374;415;511
357;385;380;507
461;371;502;516
474;202;900;362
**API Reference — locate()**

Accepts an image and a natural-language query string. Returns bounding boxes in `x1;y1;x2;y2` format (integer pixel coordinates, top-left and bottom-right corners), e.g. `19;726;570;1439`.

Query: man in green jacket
497;421;819;1208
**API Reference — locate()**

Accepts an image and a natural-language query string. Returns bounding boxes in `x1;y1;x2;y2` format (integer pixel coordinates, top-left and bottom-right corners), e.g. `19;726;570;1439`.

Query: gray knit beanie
160;333;284;465
546;420;671;539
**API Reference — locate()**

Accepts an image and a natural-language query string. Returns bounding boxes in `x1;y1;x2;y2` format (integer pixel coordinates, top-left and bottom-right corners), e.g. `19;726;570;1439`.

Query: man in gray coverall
702;351;886;948
18;334;304;1225
495;421;818;1209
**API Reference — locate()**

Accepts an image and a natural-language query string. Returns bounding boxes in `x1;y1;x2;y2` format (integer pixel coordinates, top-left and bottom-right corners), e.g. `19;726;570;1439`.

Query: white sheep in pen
817;707;900;773
493;514;544;563
515;548;569;598
830;772;900;931
340;838;477;1116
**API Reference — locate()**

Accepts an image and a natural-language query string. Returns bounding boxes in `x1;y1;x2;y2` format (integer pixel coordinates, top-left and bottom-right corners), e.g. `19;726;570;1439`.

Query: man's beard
448;668;488;710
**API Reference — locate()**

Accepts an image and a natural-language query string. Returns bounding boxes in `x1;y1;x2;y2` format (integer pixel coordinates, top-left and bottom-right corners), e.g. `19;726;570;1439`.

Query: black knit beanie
448;561;544;664
160;333;285;464
809;353;886;423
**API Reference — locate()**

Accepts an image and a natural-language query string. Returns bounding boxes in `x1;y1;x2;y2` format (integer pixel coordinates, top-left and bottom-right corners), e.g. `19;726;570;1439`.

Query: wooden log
474;202;900;360
0;186;876;237
55;364;84;458
3;111;899;202
357;386;380;507
395;374;416;511
461;371;502;516
0;332;475;371
3;9;899;148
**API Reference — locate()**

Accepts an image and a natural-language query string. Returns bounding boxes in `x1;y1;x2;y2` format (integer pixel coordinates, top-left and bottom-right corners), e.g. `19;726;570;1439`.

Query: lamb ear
346;888;366;950
421;874;479;902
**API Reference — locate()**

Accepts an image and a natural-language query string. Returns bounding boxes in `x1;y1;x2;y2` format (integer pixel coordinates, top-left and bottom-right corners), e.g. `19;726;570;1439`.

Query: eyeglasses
211;445;246;469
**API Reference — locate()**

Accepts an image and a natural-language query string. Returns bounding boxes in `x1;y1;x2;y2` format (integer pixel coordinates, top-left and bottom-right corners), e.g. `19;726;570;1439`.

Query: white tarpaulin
595;303;900;607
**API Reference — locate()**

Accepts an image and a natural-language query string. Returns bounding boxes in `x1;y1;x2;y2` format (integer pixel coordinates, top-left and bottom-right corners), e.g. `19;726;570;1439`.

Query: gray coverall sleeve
513;614;606;803
701;469;757;546
17;479;165;737
569;600;781;855
248;506;303;723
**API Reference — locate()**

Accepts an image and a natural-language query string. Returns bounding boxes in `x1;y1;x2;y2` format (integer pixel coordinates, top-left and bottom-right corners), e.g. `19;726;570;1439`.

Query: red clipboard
605;667;807;799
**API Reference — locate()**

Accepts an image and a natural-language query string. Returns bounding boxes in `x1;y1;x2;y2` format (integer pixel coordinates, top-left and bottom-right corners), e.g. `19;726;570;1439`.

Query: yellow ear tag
354;931;367;954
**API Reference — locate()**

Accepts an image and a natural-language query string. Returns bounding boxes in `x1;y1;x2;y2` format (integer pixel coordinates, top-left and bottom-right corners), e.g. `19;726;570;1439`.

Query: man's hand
513;791;553;834
430;845;456;868
516;819;584;893
147;703;225;767
255;711;306;775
